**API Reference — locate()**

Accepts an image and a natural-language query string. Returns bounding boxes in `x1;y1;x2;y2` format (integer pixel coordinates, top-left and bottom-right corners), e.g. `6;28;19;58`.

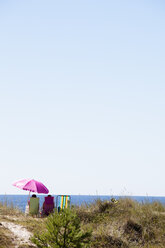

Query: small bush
124;219;143;242
32;208;92;248
92;234;128;248
97;201;113;213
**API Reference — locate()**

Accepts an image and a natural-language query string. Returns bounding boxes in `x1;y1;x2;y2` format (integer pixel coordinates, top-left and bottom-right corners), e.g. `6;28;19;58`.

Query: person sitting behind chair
29;194;39;216
28;194;37;205
42;194;54;216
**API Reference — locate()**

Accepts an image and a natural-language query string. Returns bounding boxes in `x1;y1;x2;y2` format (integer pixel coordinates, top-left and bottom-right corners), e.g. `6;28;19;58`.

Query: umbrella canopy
13;179;49;194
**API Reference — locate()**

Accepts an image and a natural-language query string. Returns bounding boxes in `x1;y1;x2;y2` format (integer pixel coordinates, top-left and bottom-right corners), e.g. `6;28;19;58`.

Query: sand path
1;221;33;247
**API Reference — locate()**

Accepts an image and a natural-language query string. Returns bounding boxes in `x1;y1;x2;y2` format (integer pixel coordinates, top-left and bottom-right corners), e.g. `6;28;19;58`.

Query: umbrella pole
27;191;31;204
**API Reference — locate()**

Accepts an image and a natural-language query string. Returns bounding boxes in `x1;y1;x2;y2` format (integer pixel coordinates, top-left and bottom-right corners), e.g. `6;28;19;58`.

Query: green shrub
32;208;92;248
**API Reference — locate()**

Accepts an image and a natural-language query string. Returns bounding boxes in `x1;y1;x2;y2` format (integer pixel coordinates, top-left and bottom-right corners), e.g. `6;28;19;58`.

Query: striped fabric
57;195;71;211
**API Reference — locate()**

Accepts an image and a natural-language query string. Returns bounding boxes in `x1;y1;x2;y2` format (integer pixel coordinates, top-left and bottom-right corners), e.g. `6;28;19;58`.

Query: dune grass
75;198;165;247
0;198;165;247
0;201;23;217
0;226;15;248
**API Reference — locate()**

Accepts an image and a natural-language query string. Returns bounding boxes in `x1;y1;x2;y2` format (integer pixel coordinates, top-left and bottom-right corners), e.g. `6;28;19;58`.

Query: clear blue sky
0;1;165;196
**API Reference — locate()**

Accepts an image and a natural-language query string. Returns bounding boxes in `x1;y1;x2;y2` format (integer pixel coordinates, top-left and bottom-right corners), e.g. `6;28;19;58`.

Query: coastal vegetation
0;198;165;247
32;208;92;247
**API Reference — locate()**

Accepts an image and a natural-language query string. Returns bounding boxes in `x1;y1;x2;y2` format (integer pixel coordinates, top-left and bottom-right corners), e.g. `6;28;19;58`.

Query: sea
0;195;165;213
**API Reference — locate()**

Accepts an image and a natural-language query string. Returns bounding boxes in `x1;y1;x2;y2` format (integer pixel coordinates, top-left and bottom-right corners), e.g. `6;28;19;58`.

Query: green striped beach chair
56;195;71;212
29;197;39;216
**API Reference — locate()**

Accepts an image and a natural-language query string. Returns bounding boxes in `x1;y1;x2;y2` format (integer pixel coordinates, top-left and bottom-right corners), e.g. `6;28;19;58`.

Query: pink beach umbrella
13;179;49;194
